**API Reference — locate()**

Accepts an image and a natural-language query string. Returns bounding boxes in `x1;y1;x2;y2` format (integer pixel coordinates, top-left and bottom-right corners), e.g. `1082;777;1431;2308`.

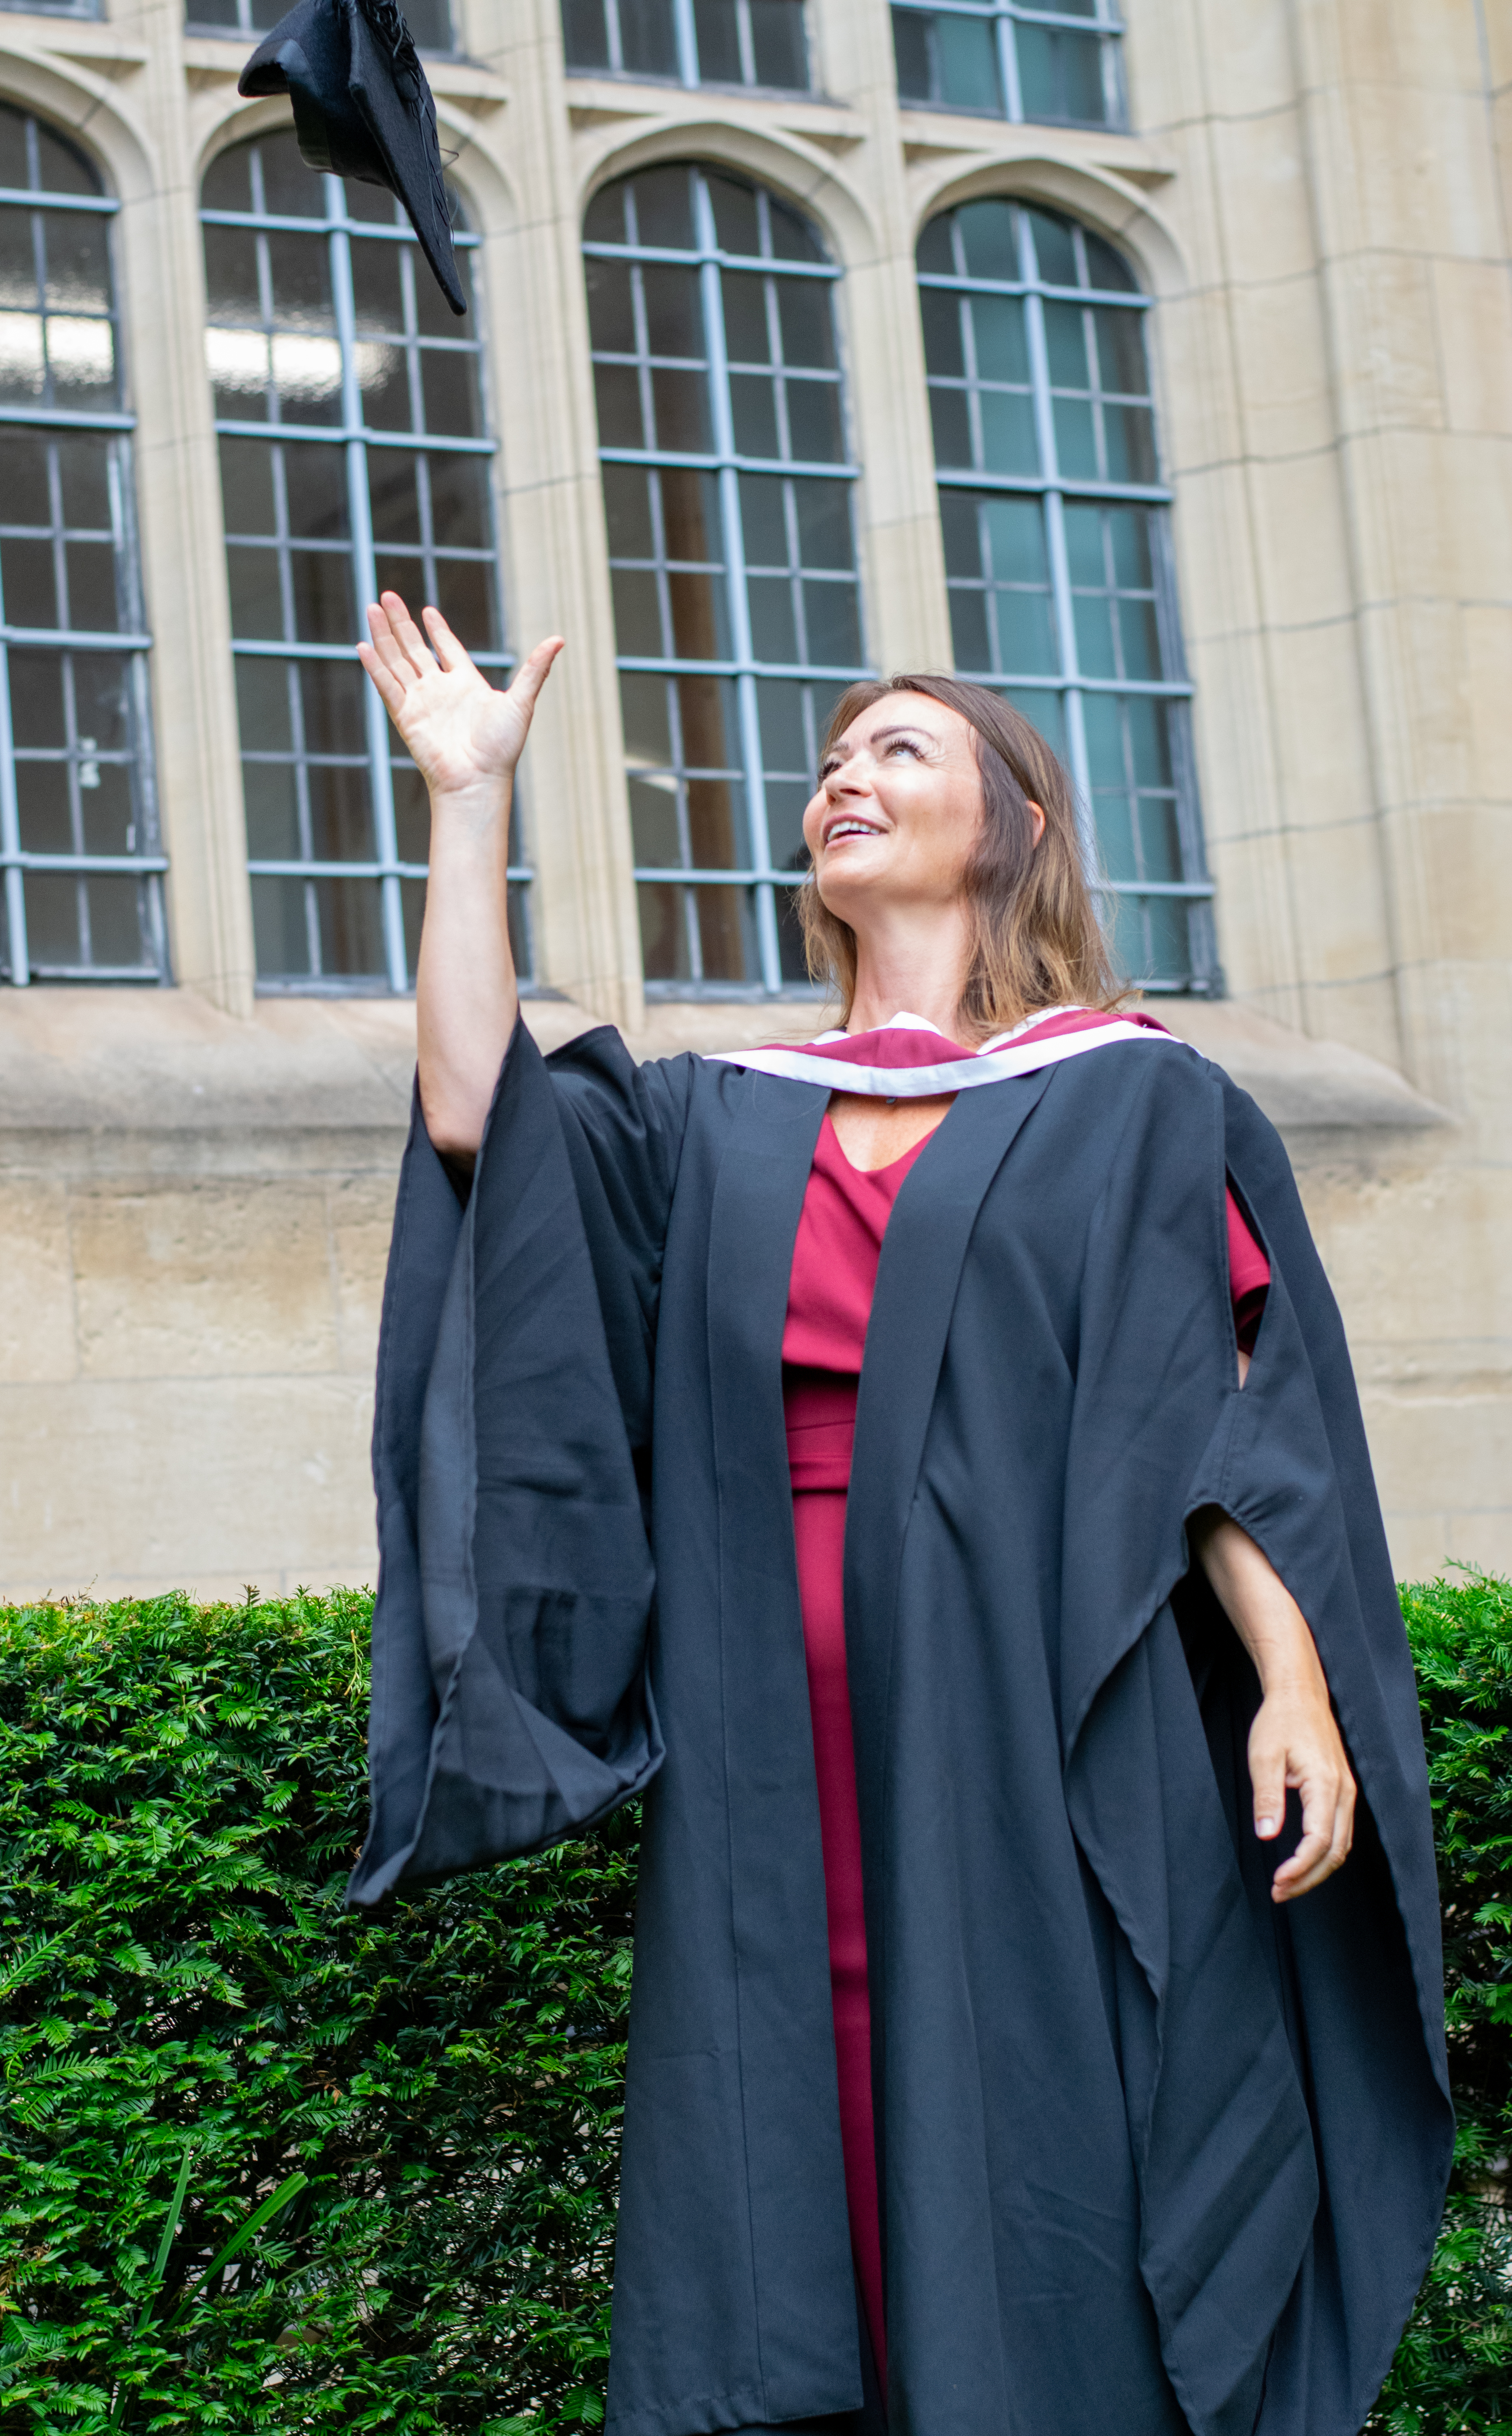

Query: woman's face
802;692;986;926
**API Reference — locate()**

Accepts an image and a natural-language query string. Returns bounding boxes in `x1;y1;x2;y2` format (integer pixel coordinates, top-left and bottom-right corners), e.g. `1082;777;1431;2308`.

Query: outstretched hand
357;592;563;804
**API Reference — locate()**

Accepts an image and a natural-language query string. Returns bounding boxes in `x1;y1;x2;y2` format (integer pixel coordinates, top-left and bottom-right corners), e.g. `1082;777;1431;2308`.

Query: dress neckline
821;1107;945;1181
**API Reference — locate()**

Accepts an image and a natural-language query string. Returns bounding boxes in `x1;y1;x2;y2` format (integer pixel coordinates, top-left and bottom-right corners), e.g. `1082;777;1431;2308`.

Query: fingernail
1257;1816;1277;1837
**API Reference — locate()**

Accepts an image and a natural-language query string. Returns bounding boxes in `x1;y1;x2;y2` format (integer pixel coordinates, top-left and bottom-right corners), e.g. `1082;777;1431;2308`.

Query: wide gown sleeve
347;1019;688;1906
1056;1049;1452;2436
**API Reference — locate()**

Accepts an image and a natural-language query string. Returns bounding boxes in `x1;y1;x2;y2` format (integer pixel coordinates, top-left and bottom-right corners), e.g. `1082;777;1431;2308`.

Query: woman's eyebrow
867;723;930;747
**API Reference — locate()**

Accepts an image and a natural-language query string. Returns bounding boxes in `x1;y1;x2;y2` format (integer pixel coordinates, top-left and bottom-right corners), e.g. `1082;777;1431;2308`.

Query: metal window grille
201;130;524;993
893;0;1124;128
0;103;166;986
186;0;455;48
563;0;811;93
585;162;864;994
918;198;1215;991
0;0;99;17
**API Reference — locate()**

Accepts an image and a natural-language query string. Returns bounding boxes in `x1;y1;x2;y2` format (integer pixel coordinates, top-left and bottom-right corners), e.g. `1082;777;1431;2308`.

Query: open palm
357;592;563;801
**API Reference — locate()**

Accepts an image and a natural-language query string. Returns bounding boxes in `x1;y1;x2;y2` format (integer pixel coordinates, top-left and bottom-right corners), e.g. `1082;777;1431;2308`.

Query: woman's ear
1026;799;1047;848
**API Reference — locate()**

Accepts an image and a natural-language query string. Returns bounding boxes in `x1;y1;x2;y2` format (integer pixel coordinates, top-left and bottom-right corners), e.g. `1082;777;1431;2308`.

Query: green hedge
0;1576;1507;2435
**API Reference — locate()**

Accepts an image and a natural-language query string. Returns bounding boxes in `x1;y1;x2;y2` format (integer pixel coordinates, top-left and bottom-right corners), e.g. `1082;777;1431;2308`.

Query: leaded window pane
892;2;1124;130
565;0;811;92
587;162;863;993
185;0;454;46
919;197;1215;991
0;103;163;985
201;132;526;992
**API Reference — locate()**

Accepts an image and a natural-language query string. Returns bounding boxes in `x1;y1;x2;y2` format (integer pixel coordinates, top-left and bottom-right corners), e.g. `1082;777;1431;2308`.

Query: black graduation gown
350;1019;1452;2436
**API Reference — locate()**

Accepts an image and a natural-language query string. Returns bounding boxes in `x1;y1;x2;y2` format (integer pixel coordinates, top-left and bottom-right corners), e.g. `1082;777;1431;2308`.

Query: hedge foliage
0;1574;1508;2435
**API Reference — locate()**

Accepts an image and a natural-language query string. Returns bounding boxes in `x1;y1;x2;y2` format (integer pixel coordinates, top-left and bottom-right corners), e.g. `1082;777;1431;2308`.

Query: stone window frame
585;159;868;998
918;195;1217;992
563;0;812;97
892;0;1126;131
0;102;167;987
200;132;527;996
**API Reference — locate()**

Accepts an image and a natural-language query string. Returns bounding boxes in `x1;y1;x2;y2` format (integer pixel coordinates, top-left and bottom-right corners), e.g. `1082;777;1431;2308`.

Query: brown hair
798;674;1121;1039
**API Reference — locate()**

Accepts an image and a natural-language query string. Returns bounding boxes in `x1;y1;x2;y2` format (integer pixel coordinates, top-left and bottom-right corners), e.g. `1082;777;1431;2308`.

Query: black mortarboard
239;0;466;316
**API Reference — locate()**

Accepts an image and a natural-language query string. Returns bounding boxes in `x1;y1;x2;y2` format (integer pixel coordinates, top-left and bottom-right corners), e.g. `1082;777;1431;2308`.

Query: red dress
781;1105;1271;2398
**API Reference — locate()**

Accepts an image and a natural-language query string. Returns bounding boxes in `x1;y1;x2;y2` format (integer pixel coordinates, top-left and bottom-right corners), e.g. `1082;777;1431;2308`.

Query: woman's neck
846;909;972;1042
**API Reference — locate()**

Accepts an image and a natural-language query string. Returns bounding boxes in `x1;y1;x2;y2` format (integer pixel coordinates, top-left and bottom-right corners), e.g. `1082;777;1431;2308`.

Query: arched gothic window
0;103;164;984
917;197;1214;990
200;131;523;991
564;0;811;92
585;162;865;992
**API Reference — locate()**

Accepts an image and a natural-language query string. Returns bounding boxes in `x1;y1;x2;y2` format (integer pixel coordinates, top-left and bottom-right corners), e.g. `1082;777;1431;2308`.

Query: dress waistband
783;1365;859;1494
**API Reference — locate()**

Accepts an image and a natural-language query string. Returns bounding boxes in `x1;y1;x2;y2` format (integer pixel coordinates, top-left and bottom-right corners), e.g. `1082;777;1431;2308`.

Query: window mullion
328;186;408;995
997;10;1024;121
0;632;28;985
1020;217;1093;857
695;177;781;990
673;0;701;86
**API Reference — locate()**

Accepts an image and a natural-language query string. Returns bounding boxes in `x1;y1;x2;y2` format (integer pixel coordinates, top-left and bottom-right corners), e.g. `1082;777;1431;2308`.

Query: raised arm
1189;1509;1357;1903
357;591;563;1158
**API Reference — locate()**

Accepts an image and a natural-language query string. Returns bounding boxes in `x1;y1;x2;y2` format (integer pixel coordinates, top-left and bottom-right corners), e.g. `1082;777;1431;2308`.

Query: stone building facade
0;0;1506;1599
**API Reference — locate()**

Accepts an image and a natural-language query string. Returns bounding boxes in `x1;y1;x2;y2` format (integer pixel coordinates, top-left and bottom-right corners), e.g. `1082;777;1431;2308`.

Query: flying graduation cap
239;0;466;316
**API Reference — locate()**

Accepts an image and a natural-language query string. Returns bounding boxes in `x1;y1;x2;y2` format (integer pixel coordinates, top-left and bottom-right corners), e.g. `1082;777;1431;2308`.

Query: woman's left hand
1246;1676;1357;1903
1191;1507;1357;1903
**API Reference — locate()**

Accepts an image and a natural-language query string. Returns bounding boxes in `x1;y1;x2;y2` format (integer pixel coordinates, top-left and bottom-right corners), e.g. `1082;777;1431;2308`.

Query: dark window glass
185;0;455;44
918;197;1212;991
201;130;525;991
587;163;862;993
891;3;1124;129
0;103;163;985
563;0;811;91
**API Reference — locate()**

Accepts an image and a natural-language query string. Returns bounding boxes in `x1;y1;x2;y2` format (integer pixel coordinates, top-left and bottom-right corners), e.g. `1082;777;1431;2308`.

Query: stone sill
0;987;1449;1173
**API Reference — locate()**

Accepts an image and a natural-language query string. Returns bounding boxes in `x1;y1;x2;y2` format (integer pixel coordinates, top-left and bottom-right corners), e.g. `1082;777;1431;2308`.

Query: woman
349;595;1452;2436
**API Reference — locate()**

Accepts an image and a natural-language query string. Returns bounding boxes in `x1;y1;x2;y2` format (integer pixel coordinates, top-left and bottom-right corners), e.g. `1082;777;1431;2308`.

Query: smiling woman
350;590;1452;2436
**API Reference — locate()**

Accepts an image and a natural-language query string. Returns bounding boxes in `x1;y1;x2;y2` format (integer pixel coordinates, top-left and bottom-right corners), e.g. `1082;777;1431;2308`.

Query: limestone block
0;1376;377;1602
1462;605;1512;801
1223;276;1337;461
1260;619;1377;827
1298;1160;1512;1348
330;1175;401;1377
1249;449;1359;626
1202;105;1318;286
1359;1382;1512;1575
1138;0;1297;121
1331;0;1485;97
1150;291;1242;484
1166;466;1267;647
1322;251;1444;435
0;1181;75;1384
1433;255;1512;435
69;1182;339;1380
1309;83;1499;263
1412;803;1512;963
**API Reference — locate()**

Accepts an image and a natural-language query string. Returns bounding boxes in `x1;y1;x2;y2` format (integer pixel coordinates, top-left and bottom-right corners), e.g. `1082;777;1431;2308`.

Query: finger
365;600;414;688
1271;1776;1339;1900
356;635;407;722
1249;1742;1287;1843
507;635;565;719
380;589;438;679
421;602;472;675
